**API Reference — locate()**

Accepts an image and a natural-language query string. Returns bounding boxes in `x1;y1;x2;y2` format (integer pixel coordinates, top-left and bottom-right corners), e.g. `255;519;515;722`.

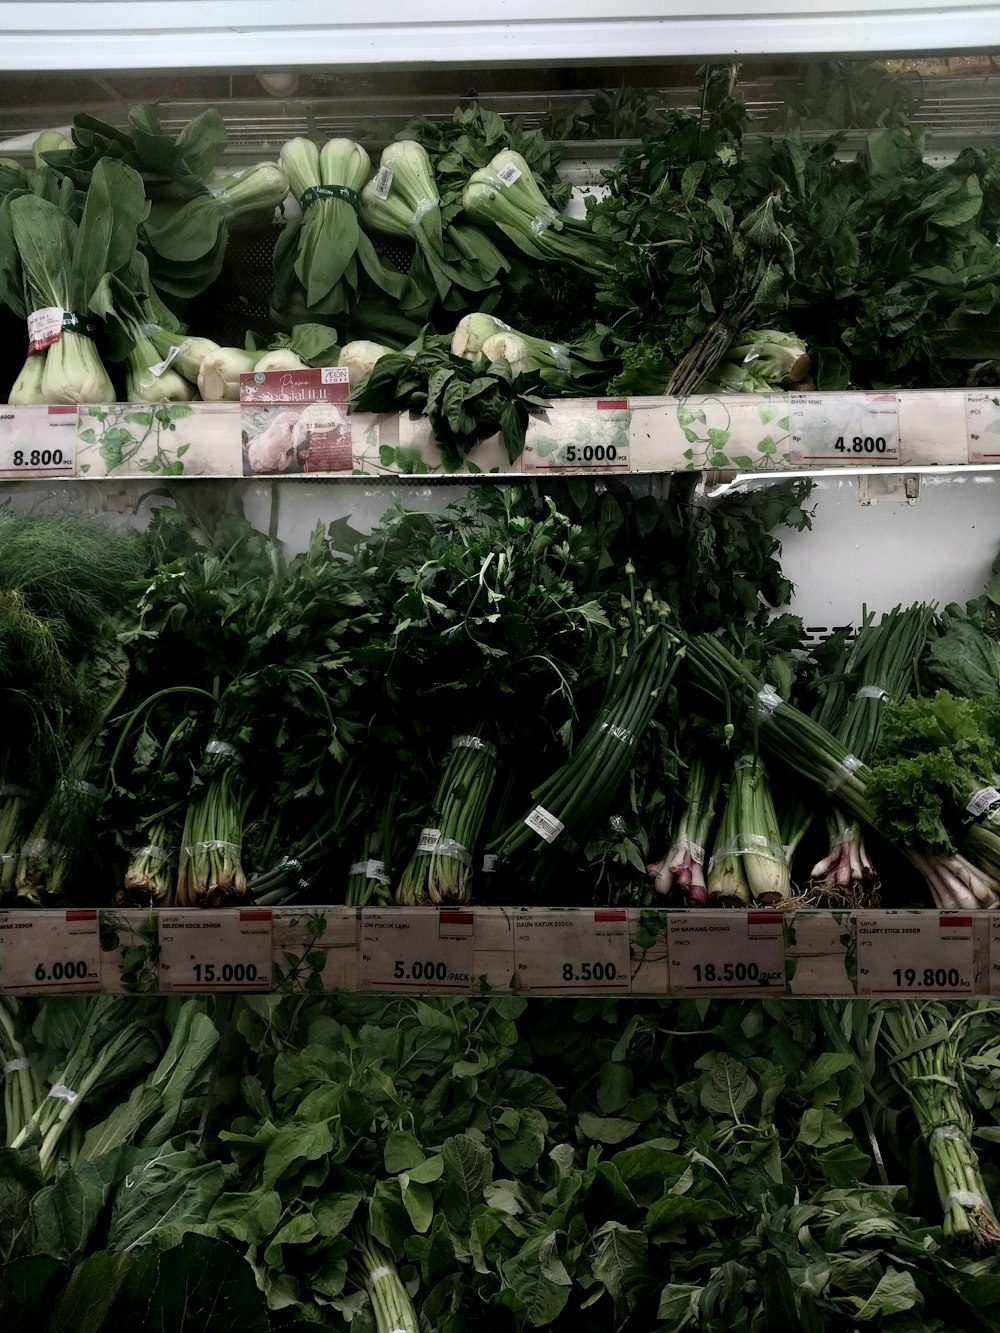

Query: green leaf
384;1129;426;1173
797;1107;853;1148
441;1133;492;1231
206;1190;283;1246
262;1120;334;1187
698;1054;756;1117
401;1177;434;1234
592;1222;647;1313
645;1194;731;1231
597;1062;633;1114
51;1251;132;1333
853;1267;919;1318
578;1113;637;1144
313;1190;365;1237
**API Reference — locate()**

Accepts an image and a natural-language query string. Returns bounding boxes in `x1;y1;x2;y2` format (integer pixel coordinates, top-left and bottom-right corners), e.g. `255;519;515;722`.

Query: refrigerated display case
2;8;1000;1002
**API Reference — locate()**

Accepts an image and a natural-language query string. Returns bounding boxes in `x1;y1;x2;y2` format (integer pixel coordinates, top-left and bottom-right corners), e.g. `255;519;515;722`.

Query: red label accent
595;909;627;922
239;909;272;922
439;910;475;926
48;405;77;416
748;912;784;926
597;399;628;411
941;915;973;928
66;909;98;921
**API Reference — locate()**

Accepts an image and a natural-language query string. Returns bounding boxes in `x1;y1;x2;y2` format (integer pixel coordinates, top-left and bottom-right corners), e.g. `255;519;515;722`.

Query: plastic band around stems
21;838;66;859
409;197;438;230
184;840;240;856
60;311;97;340
349;859;390;885
135;321;163;339
3;1058;29;1074
366;1265;393;1287
709;833;786;865
549;343;572;374
300;183;359;210
132;844;170;863
531;206;559;235
0;853;15;865
451;734;497;759
946;1189;988;1210
416;837;472;868
600;721;635;744
205;739;240;758
930;1124;972;1146
856;685;891;701
755;685;783;719
734;753;764;774
58;778;101;799
48;1083;78;1105
832;825;858;847
826;754;862;794
0;784;27;799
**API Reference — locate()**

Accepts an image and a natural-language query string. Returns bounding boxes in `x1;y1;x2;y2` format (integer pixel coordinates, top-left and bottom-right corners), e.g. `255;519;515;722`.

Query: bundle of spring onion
395;731;498;905
879;1001;1000;1248
490;588;677;893
809;604;934;905
462;149;612;278
705;753;790;906
348;1225;419;1333
648;757;721;903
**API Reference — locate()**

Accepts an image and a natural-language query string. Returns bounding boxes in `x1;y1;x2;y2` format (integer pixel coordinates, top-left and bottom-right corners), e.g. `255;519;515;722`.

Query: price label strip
667;911;786;995
358;908;475;992
966;390;1000;464
0;405;78;477
856;911;974;996
989;916;1000;997
523;400;630;472
513;909;631;994
789;392;900;465
158;909;272;991
0;909;100;993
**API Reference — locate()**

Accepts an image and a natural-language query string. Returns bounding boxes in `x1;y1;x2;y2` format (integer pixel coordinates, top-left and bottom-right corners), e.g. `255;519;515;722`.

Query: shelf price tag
358;909;475;992
966;390;1000;464
513;909;631;994
667;911;786;995
522;401;630;473
0;405;78;477
856;911;974;995
789;392;900;465
0;910;100;993
158;909;272;991
989;917;1000;996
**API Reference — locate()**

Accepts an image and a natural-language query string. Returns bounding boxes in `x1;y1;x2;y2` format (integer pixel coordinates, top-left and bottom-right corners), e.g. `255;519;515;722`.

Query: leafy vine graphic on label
353;423;500;476
99;910;159;993
77;403;194;476
677;398;790;471
273;912;331;993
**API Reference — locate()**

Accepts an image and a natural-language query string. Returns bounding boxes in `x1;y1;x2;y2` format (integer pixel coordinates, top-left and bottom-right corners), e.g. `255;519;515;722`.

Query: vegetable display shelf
1;388;997;482
0;904;997;999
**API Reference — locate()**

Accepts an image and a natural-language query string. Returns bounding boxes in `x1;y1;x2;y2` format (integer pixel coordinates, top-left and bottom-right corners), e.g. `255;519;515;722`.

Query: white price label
789;392;900;465
524;806;564;844
0;910;100;993
856;911;974;995
989;917;1000;996
966;390;1000;464
523;401;631;472
0;405;77;477
359;908;475;992
513;909;631;994
495;162;522;187
159;909;272;991
667;911;786;995
966;787;1000;820
320;366;350;385
27;306;64;353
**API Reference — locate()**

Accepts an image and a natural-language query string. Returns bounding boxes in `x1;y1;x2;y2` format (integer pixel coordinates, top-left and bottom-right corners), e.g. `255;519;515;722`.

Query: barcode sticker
496;163;522;187
482;854;498;873
966;787;1000;819
148;341;187;377
372;166;393;200
417;828;442;853
524;805;564;843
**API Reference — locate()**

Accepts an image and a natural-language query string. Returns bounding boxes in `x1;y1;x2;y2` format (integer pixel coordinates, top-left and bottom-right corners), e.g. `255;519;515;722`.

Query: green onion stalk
0;779;30;899
119;814;176;907
396;731;498;906
462;149;612;279
348;1225;419;1333
10;996;159;1178
490;588;677;895
706;754;790;906
879;1001;1000;1249
683;633;997;910
176;739;247;908
346;775;401;907
1;997;42;1146
810;605;934;905
648;756;721;904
